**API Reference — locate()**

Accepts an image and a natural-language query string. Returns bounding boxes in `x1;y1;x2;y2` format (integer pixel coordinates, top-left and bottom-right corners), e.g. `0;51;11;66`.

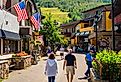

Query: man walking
63;49;77;82
84;50;95;78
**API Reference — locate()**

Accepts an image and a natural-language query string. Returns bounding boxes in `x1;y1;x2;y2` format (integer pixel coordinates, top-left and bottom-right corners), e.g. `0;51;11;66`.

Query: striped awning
76;31;89;36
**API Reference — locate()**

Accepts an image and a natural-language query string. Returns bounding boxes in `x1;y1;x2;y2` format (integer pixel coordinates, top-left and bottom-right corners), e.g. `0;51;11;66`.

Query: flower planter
12;55;31;69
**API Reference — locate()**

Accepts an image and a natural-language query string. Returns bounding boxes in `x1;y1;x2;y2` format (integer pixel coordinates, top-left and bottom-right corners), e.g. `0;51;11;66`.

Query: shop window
3;40;19;54
3;40;9;54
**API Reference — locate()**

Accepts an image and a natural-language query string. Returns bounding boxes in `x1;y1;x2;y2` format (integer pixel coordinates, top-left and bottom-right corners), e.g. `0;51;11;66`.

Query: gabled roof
109;0;121;19
82;4;111;13
114;0;121;17
60;20;88;29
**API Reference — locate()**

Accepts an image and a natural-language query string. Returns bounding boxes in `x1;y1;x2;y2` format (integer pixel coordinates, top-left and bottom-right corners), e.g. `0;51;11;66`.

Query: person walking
60;46;64;60
63;49;77;82
44;53;58;82
84;50;95;78
47;46;52;57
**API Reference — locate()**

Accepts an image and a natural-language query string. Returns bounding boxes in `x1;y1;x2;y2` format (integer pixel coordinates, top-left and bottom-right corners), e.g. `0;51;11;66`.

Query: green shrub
93;49;121;81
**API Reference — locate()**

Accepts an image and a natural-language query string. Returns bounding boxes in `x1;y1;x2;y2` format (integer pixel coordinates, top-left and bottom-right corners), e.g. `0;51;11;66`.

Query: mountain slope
36;0;111;21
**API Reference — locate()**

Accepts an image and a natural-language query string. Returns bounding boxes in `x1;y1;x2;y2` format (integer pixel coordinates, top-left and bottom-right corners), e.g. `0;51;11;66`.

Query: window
3;40;18;54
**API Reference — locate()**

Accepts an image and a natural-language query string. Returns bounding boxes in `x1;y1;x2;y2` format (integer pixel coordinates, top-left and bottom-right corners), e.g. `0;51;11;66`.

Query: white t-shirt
60;48;64;51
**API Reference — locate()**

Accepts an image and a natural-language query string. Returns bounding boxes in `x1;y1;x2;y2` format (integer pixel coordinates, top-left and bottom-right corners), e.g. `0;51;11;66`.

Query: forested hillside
41;8;70;24
35;0;111;22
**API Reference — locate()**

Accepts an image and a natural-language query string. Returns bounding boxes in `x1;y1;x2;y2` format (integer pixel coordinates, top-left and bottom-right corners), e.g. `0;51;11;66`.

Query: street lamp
94;11;99;52
111;0;115;50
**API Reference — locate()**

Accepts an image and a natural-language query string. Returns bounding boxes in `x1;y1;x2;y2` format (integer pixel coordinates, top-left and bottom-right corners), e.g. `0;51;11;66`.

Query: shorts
60;53;64;56
66;66;75;75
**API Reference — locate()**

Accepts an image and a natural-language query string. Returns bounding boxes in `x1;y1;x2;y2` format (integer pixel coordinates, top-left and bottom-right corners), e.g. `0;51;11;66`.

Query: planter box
13;55;31;69
90;68;109;82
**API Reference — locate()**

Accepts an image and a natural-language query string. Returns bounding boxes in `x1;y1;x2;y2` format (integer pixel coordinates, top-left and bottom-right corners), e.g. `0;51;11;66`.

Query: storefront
19;26;32;53
0;10;20;54
76;31;89;52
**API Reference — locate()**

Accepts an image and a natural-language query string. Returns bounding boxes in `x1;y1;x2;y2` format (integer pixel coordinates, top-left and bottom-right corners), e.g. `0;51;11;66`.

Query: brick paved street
3;53;88;82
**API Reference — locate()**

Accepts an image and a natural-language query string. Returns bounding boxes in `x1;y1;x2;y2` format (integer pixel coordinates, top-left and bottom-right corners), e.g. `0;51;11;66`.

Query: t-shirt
86;53;93;62
65;54;76;66
47;49;51;53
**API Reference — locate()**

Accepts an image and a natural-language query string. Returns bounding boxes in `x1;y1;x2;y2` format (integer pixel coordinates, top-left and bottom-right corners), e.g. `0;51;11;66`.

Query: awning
80;27;94;32
76;31;89;36
20;35;31;39
2;30;20;40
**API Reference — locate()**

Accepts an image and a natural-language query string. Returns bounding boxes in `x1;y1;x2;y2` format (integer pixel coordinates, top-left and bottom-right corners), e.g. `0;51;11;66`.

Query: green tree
36;0;111;22
40;13;68;51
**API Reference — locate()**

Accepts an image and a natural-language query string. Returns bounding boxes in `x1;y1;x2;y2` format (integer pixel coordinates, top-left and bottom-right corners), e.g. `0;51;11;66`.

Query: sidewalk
3;53;88;82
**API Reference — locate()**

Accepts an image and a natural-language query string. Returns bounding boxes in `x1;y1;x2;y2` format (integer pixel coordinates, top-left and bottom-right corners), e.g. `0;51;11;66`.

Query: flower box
12;55;31;69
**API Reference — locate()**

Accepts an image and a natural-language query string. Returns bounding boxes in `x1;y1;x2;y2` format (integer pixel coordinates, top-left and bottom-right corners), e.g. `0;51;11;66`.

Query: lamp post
111;0;115;50
95;11;99;52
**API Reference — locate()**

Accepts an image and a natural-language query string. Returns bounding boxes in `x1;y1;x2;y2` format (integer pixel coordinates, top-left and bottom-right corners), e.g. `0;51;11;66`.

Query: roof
113;0;121;17
83;16;95;21
82;4;111;13
109;0;121;19
60;20;88;29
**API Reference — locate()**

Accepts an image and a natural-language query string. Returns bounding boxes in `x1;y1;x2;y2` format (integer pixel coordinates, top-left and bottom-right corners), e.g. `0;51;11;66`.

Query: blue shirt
47;49;51;53
86;53;93;61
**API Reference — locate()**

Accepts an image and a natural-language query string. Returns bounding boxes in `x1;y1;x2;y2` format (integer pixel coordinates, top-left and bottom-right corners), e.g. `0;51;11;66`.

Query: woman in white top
45;53;58;82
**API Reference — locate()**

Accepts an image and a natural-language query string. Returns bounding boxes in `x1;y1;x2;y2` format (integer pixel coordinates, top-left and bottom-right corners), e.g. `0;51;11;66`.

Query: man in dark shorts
63;49;77;82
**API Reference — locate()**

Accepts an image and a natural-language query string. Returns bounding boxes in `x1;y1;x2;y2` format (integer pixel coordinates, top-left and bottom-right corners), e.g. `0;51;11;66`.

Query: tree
39;13;68;51
36;0;111;22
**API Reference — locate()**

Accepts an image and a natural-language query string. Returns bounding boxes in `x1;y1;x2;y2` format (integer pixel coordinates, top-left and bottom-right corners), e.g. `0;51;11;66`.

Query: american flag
30;12;40;30
13;1;28;22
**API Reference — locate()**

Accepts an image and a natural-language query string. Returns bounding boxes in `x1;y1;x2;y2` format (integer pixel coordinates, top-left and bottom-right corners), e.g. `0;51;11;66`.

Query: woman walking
44;53;58;82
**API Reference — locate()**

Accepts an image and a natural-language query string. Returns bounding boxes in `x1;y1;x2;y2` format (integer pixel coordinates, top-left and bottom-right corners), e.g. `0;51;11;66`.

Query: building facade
0;0;38;55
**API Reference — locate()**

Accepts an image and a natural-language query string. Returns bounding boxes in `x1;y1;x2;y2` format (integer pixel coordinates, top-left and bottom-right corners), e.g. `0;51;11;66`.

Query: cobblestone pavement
3;52;88;82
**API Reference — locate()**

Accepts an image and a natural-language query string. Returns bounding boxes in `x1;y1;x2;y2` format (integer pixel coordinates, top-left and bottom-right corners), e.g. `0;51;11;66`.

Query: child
45;53;58;82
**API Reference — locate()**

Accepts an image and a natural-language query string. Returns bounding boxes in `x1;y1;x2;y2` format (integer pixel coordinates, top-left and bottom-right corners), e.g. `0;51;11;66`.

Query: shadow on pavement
78;76;88;80
78;76;92;82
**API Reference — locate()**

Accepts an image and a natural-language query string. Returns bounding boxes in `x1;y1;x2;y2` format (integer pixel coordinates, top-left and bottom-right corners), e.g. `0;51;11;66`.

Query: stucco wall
0;10;19;33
